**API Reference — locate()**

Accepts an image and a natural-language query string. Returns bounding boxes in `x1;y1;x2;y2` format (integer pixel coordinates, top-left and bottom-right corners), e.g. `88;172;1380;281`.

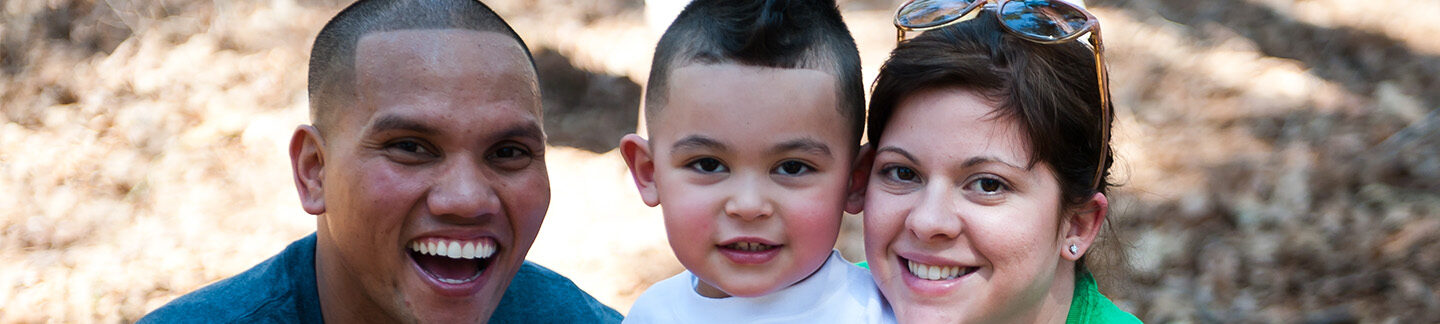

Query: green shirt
1065;271;1141;324
855;262;1140;323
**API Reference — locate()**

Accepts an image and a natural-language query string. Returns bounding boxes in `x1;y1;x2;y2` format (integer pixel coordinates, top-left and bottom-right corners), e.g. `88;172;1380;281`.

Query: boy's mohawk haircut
645;0;864;141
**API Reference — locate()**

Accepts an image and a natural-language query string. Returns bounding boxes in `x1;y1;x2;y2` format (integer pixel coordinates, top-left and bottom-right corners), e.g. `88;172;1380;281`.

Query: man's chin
411;303;498;323
399;285;504;323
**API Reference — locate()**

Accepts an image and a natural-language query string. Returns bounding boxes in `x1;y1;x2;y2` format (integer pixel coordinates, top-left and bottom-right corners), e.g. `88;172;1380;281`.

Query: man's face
309;29;548;323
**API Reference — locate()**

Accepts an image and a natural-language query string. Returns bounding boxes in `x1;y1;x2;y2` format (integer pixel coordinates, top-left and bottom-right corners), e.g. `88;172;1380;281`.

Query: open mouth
721;241;779;252
904;258;977;281
716;240;783;265
408;238;497;285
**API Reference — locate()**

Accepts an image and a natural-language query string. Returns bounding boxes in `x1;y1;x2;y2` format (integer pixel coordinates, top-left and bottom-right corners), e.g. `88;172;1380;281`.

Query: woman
861;1;1139;322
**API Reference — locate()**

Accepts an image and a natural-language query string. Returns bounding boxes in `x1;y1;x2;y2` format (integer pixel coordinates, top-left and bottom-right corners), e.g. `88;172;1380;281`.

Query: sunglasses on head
894;0;1111;190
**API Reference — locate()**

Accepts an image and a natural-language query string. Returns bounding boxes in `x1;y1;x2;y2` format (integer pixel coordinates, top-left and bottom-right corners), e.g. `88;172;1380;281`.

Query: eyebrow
367;114;439;136
671;135;727;153
367;114;545;143
768;138;832;157
877;146;1026;171
961;156;1026;171
876;146;919;164
491;123;546;142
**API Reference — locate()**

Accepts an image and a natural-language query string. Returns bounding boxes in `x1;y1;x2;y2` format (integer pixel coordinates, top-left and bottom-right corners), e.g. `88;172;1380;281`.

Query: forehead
356;28;533;76
342;29;540;132
647;64;853;157
657;64;840;131
886;87;1031;163
355;29;537;107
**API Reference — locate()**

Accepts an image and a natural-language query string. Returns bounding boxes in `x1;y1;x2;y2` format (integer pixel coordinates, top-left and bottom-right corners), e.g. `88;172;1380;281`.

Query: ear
619;134;661;207
844;144;874;214
1061;192;1108;261
290;125;327;215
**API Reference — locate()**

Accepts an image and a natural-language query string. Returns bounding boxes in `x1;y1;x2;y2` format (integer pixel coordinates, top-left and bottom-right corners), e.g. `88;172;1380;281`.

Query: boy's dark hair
645;0;864;142
868;13;1116;272
308;0;535;134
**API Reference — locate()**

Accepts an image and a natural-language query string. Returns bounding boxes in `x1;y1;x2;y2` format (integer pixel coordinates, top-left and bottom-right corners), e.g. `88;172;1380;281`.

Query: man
142;0;621;322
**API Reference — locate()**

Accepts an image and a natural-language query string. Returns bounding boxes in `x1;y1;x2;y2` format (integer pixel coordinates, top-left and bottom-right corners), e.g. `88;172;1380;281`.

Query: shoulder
489;261;623;324
140;235;322;323
816;252;884;301
820;254;895;323
631;270;693;302
626;272;692;310
1066;271;1142;324
833;255;876;284
623;272;696;324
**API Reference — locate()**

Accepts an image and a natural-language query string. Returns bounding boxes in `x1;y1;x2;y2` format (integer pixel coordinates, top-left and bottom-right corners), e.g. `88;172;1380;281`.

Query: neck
1034;264;1077;324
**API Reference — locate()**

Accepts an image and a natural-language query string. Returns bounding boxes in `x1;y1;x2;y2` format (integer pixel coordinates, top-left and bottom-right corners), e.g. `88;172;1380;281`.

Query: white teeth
436;270;484;284
478;242;495;258
409;239;498;260
907;260;967;281
728;242;773;252
445;242;461;258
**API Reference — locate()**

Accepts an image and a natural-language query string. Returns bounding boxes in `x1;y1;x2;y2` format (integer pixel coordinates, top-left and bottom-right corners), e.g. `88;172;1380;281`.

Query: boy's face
295;29;548;323
623;64;860;298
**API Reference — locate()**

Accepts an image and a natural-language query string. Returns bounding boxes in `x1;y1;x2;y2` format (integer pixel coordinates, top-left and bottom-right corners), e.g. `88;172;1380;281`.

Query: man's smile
408;237;498;284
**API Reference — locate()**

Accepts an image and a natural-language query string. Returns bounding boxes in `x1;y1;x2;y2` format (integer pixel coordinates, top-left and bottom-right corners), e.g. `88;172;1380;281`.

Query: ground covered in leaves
1;0;1436;322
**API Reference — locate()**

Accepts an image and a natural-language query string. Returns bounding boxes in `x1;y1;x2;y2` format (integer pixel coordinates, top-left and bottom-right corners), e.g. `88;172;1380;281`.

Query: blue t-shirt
141;234;621;323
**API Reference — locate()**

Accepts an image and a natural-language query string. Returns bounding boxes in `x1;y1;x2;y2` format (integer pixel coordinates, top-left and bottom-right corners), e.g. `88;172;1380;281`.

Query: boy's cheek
787;180;852;209
782;191;847;228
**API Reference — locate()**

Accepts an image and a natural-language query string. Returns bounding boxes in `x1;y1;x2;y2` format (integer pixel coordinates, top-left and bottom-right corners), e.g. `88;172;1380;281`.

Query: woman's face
864;87;1073;323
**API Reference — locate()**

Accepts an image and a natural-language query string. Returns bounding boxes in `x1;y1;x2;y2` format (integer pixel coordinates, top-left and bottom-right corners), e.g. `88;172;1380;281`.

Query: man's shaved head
307;0;535;134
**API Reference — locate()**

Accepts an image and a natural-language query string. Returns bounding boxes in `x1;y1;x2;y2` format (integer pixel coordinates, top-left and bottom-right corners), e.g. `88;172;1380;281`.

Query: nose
427;156;501;221
724;174;773;221
905;184;962;242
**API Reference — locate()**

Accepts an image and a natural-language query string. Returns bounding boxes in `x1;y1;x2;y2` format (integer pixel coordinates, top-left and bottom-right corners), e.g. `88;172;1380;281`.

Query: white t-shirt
623;250;895;323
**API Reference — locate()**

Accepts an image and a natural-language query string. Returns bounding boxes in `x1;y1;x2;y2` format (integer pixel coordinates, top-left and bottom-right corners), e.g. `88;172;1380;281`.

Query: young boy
619;0;891;322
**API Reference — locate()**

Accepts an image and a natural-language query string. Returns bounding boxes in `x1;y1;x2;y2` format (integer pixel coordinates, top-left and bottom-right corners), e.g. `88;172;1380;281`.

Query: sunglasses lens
897;0;978;29
998;0;1090;41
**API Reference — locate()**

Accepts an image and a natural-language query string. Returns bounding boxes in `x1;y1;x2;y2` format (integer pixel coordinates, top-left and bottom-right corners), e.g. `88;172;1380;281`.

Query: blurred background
2;0;1437;322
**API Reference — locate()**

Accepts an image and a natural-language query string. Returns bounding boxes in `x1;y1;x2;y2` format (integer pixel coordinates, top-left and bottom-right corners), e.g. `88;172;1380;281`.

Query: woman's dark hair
867;12;1116;271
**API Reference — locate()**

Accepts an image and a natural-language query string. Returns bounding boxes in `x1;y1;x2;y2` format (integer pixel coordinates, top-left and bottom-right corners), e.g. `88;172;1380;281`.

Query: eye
774;160;813;176
384;139;438;163
394;141;418;152
488;144;535;170
687;157;728;173
966;177;1009;195
492;146;528;159
883;166;920;183
390;140;430;154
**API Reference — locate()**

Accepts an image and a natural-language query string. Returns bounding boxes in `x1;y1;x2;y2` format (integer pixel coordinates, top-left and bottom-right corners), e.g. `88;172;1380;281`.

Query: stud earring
1068;244;1079;255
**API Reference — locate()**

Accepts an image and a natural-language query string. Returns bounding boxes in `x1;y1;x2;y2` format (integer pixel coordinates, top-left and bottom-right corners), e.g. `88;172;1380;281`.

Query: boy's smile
621;63;863;298
717;237;782;265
